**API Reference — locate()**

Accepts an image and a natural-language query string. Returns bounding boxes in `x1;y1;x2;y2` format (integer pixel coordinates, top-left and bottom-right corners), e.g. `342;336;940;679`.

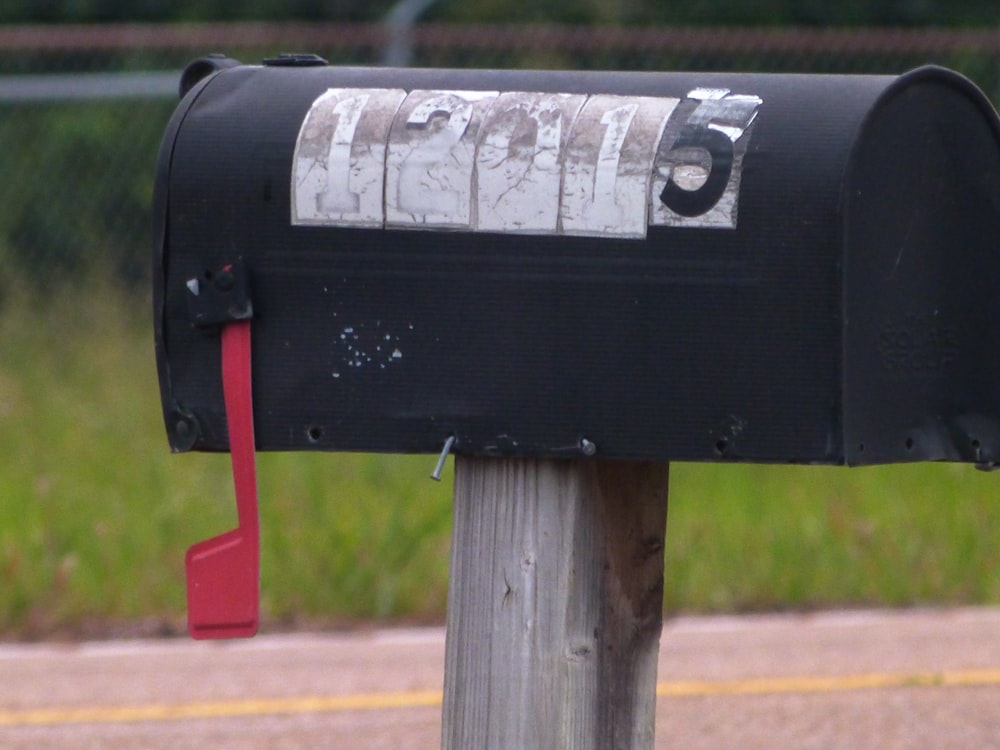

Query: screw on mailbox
430;435;456;481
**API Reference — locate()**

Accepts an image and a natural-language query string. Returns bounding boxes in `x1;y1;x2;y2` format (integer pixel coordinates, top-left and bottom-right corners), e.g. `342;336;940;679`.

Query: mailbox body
154;63;1000;465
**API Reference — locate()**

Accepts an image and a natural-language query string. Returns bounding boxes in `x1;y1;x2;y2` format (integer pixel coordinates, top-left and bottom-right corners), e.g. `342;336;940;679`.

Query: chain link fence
0;23;997;290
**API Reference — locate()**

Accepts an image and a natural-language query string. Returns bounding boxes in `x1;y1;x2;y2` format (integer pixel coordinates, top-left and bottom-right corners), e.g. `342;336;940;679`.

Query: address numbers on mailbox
292;87;762;237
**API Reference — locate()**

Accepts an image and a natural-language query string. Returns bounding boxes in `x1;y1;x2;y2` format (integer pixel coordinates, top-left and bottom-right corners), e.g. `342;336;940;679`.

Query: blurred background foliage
1;0;997;26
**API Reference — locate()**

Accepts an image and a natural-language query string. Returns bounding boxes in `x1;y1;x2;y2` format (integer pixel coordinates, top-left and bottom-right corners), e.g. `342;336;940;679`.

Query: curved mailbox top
154;62;1000;465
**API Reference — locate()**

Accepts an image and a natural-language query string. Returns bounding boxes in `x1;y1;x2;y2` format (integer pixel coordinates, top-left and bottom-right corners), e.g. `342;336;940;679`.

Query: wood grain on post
442;457;670;750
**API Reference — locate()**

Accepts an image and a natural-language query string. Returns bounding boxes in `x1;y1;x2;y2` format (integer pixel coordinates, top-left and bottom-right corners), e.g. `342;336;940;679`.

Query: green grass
666;462;1000;612
0;278;455;637
1;280;999;638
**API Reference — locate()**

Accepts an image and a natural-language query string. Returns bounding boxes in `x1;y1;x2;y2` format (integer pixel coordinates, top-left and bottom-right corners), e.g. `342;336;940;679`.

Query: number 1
593;103;639;211
321;93;370;214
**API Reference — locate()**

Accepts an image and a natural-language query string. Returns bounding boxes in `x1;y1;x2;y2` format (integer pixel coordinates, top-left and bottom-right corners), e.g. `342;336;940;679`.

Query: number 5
653;89;762;225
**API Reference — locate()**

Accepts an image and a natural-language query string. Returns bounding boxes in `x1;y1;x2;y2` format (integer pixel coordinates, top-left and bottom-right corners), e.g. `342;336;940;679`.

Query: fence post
441;457;670;749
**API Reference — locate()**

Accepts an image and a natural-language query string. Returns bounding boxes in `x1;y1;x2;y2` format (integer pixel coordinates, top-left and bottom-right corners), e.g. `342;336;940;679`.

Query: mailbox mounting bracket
185;258;252;330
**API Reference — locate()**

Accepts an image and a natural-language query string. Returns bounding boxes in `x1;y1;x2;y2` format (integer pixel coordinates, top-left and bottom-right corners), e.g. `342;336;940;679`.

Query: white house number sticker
292;86;762;237
476;91;585;234
560;94;678;238
292;88;406;227
384;89;498;229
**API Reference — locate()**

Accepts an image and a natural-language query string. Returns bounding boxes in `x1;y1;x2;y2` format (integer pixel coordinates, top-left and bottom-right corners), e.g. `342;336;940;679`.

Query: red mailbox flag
185;319;260;639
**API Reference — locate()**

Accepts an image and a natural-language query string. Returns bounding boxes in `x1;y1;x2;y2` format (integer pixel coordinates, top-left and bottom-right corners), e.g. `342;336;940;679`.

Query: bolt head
214;270;234;292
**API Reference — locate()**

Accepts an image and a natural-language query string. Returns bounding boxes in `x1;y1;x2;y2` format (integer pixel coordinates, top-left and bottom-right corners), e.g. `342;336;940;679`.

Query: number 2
385;90;498;228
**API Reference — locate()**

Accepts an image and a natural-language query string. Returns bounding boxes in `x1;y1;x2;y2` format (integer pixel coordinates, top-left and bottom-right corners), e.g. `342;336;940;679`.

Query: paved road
3;607;1000;749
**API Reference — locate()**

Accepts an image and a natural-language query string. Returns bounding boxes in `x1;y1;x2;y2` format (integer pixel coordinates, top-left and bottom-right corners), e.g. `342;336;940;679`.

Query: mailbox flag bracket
184;261;260;639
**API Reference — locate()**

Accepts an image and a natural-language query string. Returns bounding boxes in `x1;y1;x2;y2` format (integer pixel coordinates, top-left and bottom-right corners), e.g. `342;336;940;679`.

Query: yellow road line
0;690;443;728
657;668;1000;697
3;669;999;728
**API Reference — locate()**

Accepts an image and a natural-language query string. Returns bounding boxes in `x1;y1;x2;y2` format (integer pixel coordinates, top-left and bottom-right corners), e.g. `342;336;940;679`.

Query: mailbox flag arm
185;319;260;639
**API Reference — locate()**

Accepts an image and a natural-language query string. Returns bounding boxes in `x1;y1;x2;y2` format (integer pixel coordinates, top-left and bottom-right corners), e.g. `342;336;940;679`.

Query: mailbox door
843;67;1000;466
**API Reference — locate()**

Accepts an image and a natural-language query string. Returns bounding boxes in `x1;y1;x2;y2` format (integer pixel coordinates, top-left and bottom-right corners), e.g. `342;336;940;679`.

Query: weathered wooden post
443;458;669;748
154;58;1000;747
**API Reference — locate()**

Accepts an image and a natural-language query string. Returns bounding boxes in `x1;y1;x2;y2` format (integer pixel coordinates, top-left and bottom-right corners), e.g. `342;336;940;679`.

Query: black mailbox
154;61;1000;467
